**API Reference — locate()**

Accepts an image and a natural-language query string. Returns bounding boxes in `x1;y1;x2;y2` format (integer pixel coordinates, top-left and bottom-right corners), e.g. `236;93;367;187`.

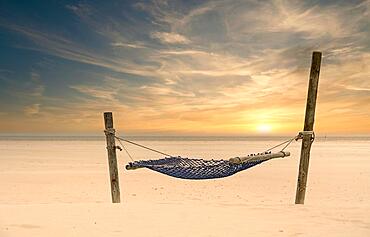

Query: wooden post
295;51;322;204
104;112;121;203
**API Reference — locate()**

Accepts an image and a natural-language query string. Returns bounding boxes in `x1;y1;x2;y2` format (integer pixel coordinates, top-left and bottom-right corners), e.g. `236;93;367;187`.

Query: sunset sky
0;0;369;136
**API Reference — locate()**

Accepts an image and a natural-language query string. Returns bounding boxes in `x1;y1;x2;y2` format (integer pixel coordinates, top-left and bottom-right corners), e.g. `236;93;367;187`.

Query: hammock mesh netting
126;157;267;180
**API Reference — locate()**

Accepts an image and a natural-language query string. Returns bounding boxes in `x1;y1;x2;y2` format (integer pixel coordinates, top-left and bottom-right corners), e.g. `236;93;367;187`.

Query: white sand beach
0;137;369;236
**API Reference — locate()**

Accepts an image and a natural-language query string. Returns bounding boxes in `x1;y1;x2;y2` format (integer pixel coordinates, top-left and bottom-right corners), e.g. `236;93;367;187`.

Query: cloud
150;31;190;44
24;103;40;116
29;71;45;97
110;42;146;48
346;86;370;92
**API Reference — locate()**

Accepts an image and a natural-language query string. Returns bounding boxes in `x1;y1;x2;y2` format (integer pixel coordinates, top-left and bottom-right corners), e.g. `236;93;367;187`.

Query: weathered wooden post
104;112;121;203
295;51;322;204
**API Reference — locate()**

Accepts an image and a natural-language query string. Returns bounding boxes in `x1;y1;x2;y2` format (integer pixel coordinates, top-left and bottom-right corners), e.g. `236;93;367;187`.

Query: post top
103;112;114;128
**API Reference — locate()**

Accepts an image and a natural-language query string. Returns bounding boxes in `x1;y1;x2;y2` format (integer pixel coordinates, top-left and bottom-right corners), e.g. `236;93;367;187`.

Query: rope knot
104;128;115;135
296;131;315;142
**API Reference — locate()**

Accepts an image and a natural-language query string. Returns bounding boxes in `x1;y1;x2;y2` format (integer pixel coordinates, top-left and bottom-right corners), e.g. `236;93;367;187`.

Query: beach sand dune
0;138;369;236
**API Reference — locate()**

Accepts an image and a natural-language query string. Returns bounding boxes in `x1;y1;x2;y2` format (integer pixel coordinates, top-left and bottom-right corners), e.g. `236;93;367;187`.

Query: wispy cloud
0;22;158;77
110;42;147;48
24;103;40;116
150;31;190;44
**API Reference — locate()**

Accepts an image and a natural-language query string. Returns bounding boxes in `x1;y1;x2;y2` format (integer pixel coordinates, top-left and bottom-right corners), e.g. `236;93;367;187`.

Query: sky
0;0;369;136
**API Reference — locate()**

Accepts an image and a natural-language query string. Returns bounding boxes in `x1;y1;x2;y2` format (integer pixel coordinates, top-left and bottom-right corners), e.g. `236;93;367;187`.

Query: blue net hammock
126;156;271;180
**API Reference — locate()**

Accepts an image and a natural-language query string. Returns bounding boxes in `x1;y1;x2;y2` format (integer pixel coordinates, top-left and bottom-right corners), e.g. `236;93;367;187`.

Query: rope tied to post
296;131;315;142
104;128;116;135
263;131;315;153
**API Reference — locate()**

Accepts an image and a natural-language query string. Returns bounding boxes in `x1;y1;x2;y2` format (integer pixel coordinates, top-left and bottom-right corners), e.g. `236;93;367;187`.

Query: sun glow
256;124;272;134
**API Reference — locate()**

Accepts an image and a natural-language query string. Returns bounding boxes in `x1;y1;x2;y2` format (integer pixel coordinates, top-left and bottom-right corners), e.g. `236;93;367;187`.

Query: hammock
125;151;290;180
112;134;299;180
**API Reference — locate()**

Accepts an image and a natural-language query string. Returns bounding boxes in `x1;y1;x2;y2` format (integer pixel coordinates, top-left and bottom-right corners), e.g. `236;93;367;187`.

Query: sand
0;138;369;236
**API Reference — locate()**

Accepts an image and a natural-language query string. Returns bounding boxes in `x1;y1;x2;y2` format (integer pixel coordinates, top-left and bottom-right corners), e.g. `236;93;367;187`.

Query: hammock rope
115;136;172;158
113;132;311;180
115;137;135;162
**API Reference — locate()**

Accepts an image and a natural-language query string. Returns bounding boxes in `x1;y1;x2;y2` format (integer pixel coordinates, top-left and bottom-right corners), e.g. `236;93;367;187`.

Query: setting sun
256;124;272;133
